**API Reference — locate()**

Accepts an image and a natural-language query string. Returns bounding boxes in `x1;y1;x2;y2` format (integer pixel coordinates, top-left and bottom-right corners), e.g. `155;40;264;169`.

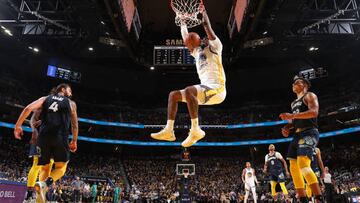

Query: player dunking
242;162;258;203
263;144;290;201
151;4;226;147
14;83;78;203
279;76;323;203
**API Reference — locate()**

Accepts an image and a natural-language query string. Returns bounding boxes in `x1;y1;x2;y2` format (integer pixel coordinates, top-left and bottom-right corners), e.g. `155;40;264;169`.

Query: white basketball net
171;0;203;28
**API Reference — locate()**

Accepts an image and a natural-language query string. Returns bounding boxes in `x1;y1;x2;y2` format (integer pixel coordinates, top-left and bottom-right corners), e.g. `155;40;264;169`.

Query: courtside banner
0;180;27;203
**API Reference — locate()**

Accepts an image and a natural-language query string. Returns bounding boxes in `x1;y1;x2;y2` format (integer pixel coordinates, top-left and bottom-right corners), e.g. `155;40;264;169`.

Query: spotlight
28;46;33;50
101;21;105;25
1;26;6;30
263;31;267;35
309;46;319;51
88;47;94;51
150;66;155;70
33;47;39;52
4;29;13;36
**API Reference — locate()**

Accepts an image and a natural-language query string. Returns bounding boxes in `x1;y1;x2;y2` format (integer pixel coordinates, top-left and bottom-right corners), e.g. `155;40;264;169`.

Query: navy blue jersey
291;93;317;129
39;94;71;136
265;152;284;173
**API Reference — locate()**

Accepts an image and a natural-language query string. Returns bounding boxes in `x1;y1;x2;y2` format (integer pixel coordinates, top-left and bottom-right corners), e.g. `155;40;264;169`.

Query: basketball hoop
170;0;203;28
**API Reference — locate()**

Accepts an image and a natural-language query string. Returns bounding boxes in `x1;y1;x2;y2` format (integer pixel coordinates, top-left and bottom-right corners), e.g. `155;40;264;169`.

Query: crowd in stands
1;126;360;202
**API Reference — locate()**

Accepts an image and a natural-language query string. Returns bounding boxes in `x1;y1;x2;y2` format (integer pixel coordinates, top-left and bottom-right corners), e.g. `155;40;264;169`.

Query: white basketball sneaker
34;181;47;203
181;127;205;147
151;129;176;141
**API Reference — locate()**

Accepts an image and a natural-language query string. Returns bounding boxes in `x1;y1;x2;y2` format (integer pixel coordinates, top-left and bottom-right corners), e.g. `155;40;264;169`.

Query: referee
323;166;335;203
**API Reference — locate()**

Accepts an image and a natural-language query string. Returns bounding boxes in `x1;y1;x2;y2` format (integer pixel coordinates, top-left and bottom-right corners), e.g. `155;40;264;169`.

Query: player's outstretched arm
69;100;78;152
14;96;46;139
200;5;216;40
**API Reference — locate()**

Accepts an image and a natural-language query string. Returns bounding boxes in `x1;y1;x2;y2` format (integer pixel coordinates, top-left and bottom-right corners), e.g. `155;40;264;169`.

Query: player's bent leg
306;183;312;198
150;90;182;141
49;161;68;182
298;156;322;201
181;86;205;147
26;156;41;200
168;90;183;120
270;181;277;199
289;159;308;202
252;187;257;203
279;182;288;196
244;190;250;203
39;164;51;182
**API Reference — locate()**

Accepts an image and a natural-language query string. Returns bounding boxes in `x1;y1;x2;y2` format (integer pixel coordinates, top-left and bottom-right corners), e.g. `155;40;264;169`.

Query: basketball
184;32;201;48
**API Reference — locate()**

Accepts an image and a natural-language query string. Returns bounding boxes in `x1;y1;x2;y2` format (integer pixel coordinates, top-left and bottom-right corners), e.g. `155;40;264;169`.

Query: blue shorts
287;128;319;160
29;144;41;158
269;171;286;183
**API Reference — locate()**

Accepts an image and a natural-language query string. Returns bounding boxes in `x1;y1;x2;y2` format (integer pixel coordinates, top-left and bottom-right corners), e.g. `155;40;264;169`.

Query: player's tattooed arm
200;5;216;40
70;100;78;142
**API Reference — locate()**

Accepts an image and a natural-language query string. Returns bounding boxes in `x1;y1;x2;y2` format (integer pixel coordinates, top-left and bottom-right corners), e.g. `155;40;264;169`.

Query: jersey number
49;102;59;112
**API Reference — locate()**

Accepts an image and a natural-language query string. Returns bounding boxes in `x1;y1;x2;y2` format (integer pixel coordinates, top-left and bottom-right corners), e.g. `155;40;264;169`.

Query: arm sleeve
275;152;284;159
180;24;188;41
208;36;222;53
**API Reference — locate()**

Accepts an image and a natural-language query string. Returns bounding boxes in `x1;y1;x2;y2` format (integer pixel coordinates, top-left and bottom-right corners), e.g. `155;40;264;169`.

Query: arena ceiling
1;0;360;100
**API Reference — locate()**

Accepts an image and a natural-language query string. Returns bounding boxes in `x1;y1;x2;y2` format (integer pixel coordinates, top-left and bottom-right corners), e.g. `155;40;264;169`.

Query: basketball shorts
37;133;70;165
269;171;286;183
28;144;41;158
287;128;319;160
180;84;226;105
245;182;256;191
314;170;321;180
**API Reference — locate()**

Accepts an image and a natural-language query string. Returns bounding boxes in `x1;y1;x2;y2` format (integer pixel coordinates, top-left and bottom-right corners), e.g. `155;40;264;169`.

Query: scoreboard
47;65;81;83
153;46;195;66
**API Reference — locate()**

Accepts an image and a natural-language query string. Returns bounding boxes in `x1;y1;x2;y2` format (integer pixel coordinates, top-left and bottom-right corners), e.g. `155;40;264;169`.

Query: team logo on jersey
291;101;302;109
304;136;315;146
298;139;305;145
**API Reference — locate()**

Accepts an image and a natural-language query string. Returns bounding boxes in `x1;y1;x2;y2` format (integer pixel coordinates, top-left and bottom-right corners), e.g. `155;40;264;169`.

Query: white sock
165;120;174;131
191;118;199;129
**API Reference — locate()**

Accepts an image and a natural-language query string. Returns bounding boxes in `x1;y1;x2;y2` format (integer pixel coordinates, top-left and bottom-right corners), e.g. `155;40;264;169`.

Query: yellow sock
298;156;318;185
306;184;312;198
27;157;41;187
280;182;288;195
270;181;277;197
290;159;305;189
50;162;68;182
